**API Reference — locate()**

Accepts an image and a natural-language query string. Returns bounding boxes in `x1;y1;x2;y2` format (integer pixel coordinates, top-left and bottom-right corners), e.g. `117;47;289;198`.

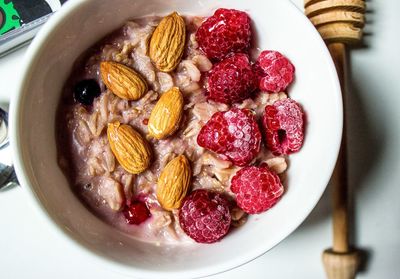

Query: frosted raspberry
206;53;257;105
231;165;284;214
262;98;305;155
197;107;261;166
179;190;231;243
123;201;151;225
196;8;251;61
254;50;295;93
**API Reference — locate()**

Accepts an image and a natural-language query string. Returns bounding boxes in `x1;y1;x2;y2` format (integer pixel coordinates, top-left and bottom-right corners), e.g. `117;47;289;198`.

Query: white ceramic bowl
9;0;342;278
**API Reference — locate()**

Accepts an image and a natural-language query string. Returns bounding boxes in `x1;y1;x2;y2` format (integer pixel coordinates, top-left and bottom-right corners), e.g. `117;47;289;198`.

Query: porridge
56;8;305;244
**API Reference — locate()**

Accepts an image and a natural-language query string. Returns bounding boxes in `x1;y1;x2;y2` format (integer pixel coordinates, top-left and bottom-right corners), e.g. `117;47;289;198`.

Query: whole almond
148;87;183;139
149;12;186;72
157;155;191;210
107;121;152;174
100;61;148;100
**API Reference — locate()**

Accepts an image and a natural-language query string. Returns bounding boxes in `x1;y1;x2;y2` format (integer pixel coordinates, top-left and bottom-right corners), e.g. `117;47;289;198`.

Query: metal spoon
0;107;18;190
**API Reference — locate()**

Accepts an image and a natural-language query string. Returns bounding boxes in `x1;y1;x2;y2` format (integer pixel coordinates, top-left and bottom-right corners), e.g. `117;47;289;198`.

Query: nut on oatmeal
157;155;192;211
148;87;183;139
107;121;152;174
100;61;148;100
149;12;186;72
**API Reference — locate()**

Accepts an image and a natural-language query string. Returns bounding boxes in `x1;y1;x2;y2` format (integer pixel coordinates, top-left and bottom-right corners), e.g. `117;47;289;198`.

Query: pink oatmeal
57;10;299;245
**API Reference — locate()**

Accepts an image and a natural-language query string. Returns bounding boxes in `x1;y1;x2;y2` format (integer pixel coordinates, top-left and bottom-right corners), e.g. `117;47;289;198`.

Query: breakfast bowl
8;0;342;278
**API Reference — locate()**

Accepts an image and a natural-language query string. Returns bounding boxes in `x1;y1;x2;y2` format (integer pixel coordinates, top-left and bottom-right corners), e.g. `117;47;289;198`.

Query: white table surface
1;0;399;278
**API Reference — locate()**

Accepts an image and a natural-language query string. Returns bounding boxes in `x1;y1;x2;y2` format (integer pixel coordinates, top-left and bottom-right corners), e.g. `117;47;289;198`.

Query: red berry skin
254;50;295;93
262;98;305;156
179;190;231;244
197;111;234;154
231;166;284;214
123;200;151;225
207;53;257;105
196;8;252;61
197;107;261;166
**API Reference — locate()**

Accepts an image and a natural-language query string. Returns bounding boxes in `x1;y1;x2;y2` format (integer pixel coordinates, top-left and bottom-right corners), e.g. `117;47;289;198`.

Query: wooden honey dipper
304;0;366;279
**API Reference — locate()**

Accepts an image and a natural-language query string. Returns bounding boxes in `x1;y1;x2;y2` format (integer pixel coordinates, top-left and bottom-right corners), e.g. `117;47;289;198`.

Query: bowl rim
9;0;342;278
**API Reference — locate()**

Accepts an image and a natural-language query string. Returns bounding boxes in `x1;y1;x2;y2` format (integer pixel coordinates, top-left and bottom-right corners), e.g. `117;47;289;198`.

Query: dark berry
123;200;151;225
73;79;101;105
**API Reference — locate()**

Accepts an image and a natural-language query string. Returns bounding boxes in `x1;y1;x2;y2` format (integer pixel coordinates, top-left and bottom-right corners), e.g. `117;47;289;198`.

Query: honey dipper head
304;0;366;44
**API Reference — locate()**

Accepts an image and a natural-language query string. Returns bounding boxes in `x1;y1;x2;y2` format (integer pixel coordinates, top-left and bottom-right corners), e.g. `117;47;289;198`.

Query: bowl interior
12;0;341;278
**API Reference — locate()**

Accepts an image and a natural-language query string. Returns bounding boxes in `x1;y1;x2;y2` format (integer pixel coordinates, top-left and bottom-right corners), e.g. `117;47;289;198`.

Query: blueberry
73;79;101;105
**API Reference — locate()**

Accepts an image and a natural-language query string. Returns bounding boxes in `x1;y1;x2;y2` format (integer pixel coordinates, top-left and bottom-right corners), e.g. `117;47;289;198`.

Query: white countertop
1;0;399;278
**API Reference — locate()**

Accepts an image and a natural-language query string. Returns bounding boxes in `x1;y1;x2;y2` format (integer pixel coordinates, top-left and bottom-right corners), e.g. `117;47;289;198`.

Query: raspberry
262;98;305;155
253;50;295;93
231;166;284;214
123;200;151;225
179;190;231;243
196;8;251;61
206;53;257;105
197;107;261;166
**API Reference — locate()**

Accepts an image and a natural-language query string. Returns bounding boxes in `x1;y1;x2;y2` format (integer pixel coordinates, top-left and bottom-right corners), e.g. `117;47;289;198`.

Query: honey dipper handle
322;43;360;279
329;42;349;253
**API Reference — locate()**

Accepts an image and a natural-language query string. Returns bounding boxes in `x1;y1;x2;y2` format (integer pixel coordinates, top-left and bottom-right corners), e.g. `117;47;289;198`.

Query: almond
107;121;152;174
100;61;148;100
157;155;191;210
149;12;186;72
148;87;183;139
